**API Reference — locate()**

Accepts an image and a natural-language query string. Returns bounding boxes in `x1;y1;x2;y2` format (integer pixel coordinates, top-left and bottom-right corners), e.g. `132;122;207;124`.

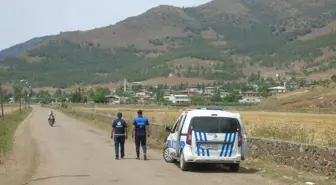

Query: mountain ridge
0;36;51;62
1;0;336;87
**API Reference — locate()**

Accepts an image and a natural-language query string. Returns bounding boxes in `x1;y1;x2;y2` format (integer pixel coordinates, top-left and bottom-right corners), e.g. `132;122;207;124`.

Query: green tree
93;91;108;103
331;74;336;82
210;91;222;102
223;94;239;103
12;84;23;103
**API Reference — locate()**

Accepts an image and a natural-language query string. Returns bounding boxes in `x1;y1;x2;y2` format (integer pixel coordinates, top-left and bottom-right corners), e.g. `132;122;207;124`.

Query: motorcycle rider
48;110;55;122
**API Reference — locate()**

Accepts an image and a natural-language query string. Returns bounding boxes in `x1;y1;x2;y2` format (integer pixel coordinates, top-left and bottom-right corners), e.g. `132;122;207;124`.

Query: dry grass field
258;85;336;112
70;104;336;147
3;104;19;114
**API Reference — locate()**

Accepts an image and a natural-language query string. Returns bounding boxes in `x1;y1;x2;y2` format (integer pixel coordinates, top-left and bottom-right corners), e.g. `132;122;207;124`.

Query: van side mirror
165;126;172;132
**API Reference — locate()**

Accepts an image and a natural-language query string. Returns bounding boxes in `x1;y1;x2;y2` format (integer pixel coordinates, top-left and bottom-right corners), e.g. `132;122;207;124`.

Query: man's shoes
144;154;147;160
136;156;140;160
115;157;119;160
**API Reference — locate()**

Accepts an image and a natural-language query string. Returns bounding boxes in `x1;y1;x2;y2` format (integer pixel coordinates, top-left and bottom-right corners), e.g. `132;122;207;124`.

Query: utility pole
28;87;32;108
24;91;27;110
19;92;22;113
0;82;4;120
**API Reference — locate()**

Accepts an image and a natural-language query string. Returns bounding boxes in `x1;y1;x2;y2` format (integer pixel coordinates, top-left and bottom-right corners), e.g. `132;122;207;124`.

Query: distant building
219;91;231;98
135;91;150;98
163;90;172;100
175;89;198;95
239;91;261;104
242;91;258;97
105;94;120;104
168;94;190;104
9;97;15;104
268;86;288;96
204;87;216;95
239;96;261;104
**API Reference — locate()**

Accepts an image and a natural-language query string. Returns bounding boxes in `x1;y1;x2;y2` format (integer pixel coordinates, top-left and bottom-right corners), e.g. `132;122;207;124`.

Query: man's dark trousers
135;135;147;158
114;135;125;159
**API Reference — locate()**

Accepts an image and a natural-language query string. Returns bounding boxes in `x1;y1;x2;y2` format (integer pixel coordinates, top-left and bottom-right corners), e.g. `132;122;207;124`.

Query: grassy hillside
1;0;336;87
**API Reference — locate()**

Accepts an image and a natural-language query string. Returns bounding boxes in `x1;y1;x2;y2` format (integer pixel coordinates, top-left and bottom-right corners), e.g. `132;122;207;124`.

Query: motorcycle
48;114;56;127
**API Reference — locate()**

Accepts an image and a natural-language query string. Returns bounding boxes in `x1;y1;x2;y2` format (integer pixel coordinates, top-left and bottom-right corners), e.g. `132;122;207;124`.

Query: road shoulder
0;109;38;185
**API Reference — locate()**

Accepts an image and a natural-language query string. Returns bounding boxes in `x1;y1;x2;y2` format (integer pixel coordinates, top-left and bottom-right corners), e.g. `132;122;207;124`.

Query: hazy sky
0;0;209;50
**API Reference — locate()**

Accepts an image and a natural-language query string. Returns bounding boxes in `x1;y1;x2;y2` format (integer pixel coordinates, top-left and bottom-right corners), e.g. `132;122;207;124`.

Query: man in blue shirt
132;110;150;160
111;112;128;160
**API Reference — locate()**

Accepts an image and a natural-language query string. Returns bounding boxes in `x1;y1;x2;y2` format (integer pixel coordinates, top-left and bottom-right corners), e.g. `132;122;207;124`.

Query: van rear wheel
180;151;189;171
229;164;240;172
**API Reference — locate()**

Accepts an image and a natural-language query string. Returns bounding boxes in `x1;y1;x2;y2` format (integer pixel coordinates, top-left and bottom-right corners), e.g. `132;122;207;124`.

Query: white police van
163;107;247;172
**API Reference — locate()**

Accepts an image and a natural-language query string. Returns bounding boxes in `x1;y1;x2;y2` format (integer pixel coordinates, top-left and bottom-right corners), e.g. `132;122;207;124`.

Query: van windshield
190;116;239;133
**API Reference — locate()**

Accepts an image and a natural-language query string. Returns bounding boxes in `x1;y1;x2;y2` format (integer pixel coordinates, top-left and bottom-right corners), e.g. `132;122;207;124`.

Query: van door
175;114;187;157
167;115;183;158
190;116;239;158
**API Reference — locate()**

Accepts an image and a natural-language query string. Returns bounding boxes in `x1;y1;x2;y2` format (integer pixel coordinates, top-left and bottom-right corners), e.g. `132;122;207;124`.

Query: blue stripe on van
228;132;237;157
224;133;233;157
198;132;205;156
194;131;200;156
203;132;210;156
220;133;229;157
167;140;172;148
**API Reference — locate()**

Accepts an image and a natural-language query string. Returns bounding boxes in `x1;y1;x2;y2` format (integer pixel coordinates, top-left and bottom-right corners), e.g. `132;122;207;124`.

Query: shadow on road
120;157;161;161
173;163;259;174
22;174;90;185
51;125;63;128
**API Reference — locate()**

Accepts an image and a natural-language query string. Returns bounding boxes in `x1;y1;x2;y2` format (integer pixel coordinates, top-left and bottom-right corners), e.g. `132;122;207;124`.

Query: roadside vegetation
0;108;32;164
64;104;336;147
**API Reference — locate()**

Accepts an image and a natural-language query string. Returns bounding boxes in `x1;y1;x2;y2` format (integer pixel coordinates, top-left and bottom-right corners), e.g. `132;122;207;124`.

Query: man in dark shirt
132;110;150;160
111;112;128;160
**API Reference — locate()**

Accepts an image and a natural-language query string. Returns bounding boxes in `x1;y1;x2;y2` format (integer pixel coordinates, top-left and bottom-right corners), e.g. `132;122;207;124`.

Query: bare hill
258;84;336;112
56;5;201;51
1;0;336;87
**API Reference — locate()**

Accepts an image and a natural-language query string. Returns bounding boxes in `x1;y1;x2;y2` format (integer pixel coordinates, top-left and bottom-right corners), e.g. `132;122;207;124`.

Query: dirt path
2;106;280;185
0;108;37;185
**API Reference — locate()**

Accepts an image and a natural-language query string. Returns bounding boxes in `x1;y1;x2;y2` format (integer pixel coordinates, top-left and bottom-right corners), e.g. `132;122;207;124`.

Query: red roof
243;91;257;94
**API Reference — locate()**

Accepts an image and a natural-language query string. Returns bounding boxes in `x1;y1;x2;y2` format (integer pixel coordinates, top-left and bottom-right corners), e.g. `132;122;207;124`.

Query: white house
268;86;288;96
239;97;261;104
9;97;15;104
219;91;231;98
204;87;216;95
239;91;261;104
135;91;150;98
168;94;190;104
105;94;121;104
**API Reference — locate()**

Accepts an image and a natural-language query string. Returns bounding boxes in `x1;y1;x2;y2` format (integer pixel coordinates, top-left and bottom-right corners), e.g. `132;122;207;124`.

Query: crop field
70;104;336;147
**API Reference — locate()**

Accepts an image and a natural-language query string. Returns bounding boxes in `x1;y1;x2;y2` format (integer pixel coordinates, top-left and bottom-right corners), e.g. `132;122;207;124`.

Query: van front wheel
229;164;240;172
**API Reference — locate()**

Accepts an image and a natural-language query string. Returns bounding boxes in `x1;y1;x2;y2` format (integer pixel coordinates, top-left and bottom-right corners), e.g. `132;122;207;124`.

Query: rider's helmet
50;110;53;115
